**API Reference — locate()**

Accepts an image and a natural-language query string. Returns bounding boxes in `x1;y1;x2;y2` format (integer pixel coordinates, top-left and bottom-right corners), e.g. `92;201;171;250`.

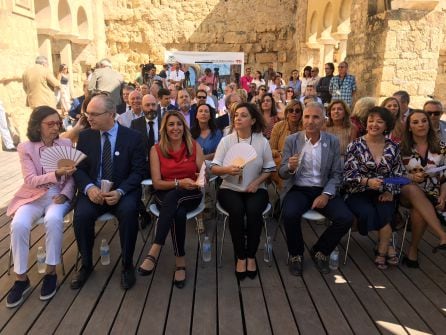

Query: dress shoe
402;255;419;268
246;269;257;279
174;266;186;289
235;270;247;281
70;267;92;289
288;255;303;276
311;248;330;274
121;266;136;290
138;254;157;276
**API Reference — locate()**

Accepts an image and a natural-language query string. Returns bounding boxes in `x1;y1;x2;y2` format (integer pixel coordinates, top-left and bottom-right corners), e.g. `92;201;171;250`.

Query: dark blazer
116;103;129;115
279;131;342;203
215;113;230;131
130;112;161;161
74;124;146;195
157;103;176;118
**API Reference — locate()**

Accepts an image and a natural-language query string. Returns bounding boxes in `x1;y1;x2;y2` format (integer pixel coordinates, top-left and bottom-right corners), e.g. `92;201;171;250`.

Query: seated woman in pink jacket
6;106;75;308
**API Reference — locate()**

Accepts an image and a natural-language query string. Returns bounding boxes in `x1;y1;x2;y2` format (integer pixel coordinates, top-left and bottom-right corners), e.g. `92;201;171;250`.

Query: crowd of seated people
7;60;446;309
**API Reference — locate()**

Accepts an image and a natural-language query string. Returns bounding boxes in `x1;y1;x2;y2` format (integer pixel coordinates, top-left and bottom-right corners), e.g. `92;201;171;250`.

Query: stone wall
103;0;298;81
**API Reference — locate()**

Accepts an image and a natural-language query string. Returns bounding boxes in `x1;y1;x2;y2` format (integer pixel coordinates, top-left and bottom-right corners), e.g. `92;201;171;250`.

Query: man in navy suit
71;94;146;290
279;102;353;276
177;89;196;129
157;88;176;117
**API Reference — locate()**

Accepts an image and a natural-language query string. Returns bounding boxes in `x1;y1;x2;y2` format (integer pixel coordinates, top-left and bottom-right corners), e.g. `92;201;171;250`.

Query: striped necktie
101;132;113;181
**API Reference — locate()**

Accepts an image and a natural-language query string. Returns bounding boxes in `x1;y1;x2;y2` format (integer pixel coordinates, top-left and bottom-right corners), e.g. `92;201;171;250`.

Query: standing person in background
300;66;312;98
288;69;301;98
0;100;17;151
169;62;185;88
317;63;334;104
263;63;275;88
88;58;124;107
240;67;253;92
198;68;216;93
308;67;321;88
57;64;71;116
252;70;265;89
329;61;356;108
22;56;60;109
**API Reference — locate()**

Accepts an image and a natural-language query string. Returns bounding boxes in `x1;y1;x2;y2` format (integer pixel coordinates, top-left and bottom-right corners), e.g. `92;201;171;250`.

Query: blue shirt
197;129;222;155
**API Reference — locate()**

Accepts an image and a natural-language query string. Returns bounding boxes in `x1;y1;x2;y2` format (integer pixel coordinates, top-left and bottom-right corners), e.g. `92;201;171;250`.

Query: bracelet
174;178;179;189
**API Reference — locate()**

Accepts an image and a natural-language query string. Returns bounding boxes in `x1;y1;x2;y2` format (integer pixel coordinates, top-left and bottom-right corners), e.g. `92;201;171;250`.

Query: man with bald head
117;90;143;128
279;102;353;276
72;94;145;290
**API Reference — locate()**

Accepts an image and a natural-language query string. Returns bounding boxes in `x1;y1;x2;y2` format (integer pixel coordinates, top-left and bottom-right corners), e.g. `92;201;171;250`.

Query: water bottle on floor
37;246;46;274
263;236;272;263
100;239;110;265
202;235;212;262
329;247;339;270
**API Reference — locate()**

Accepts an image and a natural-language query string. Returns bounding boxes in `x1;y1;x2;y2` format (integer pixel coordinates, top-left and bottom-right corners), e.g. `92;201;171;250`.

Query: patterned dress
401;142;446;201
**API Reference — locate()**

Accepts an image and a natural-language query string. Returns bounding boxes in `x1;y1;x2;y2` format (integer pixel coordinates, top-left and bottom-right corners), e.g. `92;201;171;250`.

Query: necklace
237;132;253;145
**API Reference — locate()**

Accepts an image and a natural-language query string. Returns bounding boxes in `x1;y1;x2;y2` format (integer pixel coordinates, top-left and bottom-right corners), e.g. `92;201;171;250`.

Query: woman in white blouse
211;102;275;280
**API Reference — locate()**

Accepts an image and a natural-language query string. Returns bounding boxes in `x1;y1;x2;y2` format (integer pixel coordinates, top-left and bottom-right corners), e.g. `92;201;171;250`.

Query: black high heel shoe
235;259;247;281
402;255;419;268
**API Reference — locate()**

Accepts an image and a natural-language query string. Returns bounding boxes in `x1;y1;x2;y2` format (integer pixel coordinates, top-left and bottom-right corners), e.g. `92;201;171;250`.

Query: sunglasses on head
427;111;442;116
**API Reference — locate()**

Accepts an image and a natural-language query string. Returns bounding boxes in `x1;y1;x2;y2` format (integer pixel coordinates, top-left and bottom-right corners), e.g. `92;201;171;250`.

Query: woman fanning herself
138;111;204;289
325;99;358;160
191;103;222;160
211;103;275;280
269;100;303;190
344;107;404;269
400;110;446;267
6;106;75;308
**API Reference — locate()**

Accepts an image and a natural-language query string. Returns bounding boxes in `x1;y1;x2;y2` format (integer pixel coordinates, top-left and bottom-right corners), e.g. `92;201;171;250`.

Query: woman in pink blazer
6;106;76;308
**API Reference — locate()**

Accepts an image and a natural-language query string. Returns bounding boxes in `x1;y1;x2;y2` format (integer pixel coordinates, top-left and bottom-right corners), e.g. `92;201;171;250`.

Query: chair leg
263;214;272;266
8;242;12;275
151;219;159;244
343;228;352;265
195;217;204;267
218;216;228;268
60;248;66;276
399;214;410;263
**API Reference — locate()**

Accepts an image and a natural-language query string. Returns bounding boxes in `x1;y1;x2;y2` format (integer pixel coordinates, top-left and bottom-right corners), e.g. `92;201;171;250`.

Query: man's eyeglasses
196;95;207;99
427;111;442;116
42;121;62;127
288;108;302;114
85;111;109;117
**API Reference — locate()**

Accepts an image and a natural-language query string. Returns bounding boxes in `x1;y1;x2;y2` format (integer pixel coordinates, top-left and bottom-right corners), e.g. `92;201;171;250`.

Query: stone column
38;35;53;70
317;38;337;67
332;32;349;64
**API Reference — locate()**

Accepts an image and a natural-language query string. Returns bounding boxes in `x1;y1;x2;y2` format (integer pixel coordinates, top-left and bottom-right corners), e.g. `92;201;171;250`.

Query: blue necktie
101;132;112;180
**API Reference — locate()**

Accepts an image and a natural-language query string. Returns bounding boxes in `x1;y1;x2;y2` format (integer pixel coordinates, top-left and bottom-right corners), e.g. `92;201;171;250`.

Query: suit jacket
157;104;176;118
279;131;342;202
7;138;75;216
88;67;124;106
440;121;446;142
74;124;146;196
130;115;161;178
22;64;60;108
216;113;230;131
116;102;129;115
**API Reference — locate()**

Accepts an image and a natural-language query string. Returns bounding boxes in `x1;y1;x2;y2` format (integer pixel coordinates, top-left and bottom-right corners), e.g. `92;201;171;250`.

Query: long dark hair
232;102;266;133
191;103;218;139
27;106;61;142
260;93;278;117
401;109;440;155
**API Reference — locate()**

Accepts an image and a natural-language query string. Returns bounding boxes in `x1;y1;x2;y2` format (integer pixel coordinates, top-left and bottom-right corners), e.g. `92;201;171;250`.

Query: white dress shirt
296;135;322;187
117;110;144;128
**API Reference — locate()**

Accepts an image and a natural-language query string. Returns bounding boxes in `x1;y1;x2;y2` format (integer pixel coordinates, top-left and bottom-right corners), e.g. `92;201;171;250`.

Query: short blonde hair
351;97;376;121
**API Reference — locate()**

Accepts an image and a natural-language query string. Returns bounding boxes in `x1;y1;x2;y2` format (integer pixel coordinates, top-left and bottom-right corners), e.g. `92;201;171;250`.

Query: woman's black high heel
402;255;419;268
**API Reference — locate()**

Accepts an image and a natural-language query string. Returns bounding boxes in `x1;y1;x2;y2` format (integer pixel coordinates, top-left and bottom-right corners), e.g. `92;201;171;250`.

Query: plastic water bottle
37;246;46;274
100;239;110;265
263;236;272;263
202;235;212;262
329;247;339;270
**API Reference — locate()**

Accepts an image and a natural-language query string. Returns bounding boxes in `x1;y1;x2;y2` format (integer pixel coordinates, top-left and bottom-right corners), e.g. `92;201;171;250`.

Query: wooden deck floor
0;150;446;334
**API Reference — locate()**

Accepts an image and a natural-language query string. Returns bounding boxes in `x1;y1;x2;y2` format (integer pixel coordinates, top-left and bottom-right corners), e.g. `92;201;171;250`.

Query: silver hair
99;58;112;68
94;94;116;114
35;56;48;65
424;99;443;111
304;101;325;116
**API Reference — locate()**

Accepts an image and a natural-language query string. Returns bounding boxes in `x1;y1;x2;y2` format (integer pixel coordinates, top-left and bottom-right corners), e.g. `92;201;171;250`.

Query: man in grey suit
88;58;124;106
279;102;353;276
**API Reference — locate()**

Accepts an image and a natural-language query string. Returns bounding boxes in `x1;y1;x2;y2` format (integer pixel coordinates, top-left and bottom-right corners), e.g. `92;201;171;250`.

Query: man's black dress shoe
121;266;136;290
289;255;303;276
70;267;92;289
139;211;151;229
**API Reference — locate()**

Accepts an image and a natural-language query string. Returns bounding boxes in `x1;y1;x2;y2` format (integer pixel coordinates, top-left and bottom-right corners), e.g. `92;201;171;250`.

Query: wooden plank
351;232;432;334
273;227;326;335
216;215;244;335
136;226;175;335
191;219;218;335
164;221;199;335
53;221;121;335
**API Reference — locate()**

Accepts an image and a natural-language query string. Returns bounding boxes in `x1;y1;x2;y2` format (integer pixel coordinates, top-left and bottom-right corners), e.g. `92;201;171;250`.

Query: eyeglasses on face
41;121;62;127
196;95;207;99
427;111;442;116
85;110;109;117
288;108;302;114
287;89;294;92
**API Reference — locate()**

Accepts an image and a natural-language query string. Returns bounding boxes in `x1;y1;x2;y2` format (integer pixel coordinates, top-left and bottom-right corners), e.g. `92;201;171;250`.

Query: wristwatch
323;192;334;199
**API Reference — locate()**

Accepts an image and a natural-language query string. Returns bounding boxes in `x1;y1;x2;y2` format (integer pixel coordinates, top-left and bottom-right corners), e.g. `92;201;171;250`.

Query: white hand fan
40;146;87;172
195;162;206;187
223;143;257;168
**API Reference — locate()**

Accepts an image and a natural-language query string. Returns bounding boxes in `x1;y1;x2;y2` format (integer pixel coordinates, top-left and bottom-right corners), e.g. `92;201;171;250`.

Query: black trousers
154;188;202;257
281;186;353;257
73;190;141;269
218;188;269;259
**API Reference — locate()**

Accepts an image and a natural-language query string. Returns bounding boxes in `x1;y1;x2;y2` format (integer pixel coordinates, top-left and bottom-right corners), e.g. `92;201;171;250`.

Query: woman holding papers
6;106;75;308
211;103;275;280
399;110;446;267
138;111;204;289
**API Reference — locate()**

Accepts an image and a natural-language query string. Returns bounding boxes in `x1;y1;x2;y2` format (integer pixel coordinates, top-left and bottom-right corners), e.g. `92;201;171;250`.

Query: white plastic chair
216;202;272;267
